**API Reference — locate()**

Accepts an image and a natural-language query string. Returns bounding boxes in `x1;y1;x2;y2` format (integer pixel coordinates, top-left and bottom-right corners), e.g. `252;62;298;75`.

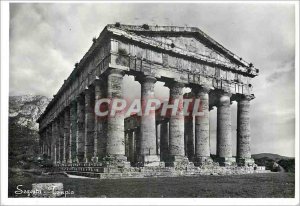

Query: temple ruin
37;24;265;178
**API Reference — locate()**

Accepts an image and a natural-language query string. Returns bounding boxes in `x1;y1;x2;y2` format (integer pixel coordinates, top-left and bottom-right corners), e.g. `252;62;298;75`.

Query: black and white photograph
0;1;299;205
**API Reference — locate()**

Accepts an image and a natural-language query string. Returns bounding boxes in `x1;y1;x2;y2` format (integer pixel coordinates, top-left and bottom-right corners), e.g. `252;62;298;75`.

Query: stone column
134;127;141;164
84;87;95;163
193;86;213;166
106;69;128;164
51;121;57;164
47;126;52;157
236;94;255;166
216;91;235;166
76;95;85;163
128;130;135;163
94;79;107;162
184;111;194;162
156;123;161;156
125;132;130;158
137;75;161;166
166;81;190;168
59;114;64;163
56;119;61;164
69;101;77;163
160;120;169;162
63;107;70;163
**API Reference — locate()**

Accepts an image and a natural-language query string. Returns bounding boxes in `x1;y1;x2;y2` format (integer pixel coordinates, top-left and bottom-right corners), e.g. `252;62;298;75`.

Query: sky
9;3;296;157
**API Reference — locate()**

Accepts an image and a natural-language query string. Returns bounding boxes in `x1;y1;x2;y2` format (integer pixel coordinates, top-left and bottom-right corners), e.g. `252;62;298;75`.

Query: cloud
9;3;295;157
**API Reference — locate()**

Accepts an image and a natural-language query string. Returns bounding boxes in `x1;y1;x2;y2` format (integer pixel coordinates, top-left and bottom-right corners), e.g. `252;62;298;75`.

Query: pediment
106;24;258;77
146;35;234;66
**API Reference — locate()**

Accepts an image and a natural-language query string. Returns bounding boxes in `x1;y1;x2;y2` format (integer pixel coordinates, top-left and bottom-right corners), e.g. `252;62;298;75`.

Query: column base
165;155;194;169
137;155;164;167
102;155;131;168
237;157;255;166
194;156;213;166
217;157;236;166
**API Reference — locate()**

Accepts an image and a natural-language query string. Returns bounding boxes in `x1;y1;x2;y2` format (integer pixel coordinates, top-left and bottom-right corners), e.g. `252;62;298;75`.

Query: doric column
193;86;213;166
184;115;194;161
156;123;161;156
236;94;255;166
94;79;107;162
106;69;127;163
134;126;141;163
51;120;58;164
69;101;77;163
128;130;135;163
84;87;95;163
160;120;169;162
125;132;130;158
56;119;61;164
137;75;161;166
76;95;85;163
59;114;64;163
183;92;195;161
216;91;235;165
63;107;70;163
166;81;190;168
47;125;52;157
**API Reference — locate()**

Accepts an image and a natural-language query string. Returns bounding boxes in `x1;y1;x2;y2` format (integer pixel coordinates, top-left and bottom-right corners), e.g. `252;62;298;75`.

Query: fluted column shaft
84;88;95;163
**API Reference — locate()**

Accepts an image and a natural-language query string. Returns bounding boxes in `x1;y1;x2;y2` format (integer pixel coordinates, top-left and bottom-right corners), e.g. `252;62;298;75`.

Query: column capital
192;85;213;94
215;90;232;107
93;76;107;86
235;94;255;102
135;75;157;84
106;68;125;77
164;80;185;89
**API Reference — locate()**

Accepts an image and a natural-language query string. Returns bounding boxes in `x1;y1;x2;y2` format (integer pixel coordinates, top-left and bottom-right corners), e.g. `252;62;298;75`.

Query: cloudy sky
9;3;295;157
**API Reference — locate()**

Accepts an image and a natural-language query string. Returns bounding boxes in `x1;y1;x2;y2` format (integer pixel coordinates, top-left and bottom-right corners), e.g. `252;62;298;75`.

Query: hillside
252;153;295;173
252;153;293;161
9;95;51;131
9;95;51;168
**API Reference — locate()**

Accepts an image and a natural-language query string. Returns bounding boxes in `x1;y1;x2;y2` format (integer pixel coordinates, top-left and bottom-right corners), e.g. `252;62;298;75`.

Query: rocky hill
9;95;51;168
9;95;51;131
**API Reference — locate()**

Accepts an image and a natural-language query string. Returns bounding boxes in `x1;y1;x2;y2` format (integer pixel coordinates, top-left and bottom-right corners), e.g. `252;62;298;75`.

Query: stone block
237;158;255;166
217;157;236;166
194;156;213;166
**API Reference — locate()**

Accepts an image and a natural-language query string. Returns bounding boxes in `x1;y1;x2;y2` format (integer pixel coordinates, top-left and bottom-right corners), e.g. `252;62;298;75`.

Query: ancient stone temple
37;24;264;178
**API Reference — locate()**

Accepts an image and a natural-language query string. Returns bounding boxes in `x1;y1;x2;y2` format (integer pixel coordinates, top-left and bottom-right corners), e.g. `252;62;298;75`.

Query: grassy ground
9;170;295;198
